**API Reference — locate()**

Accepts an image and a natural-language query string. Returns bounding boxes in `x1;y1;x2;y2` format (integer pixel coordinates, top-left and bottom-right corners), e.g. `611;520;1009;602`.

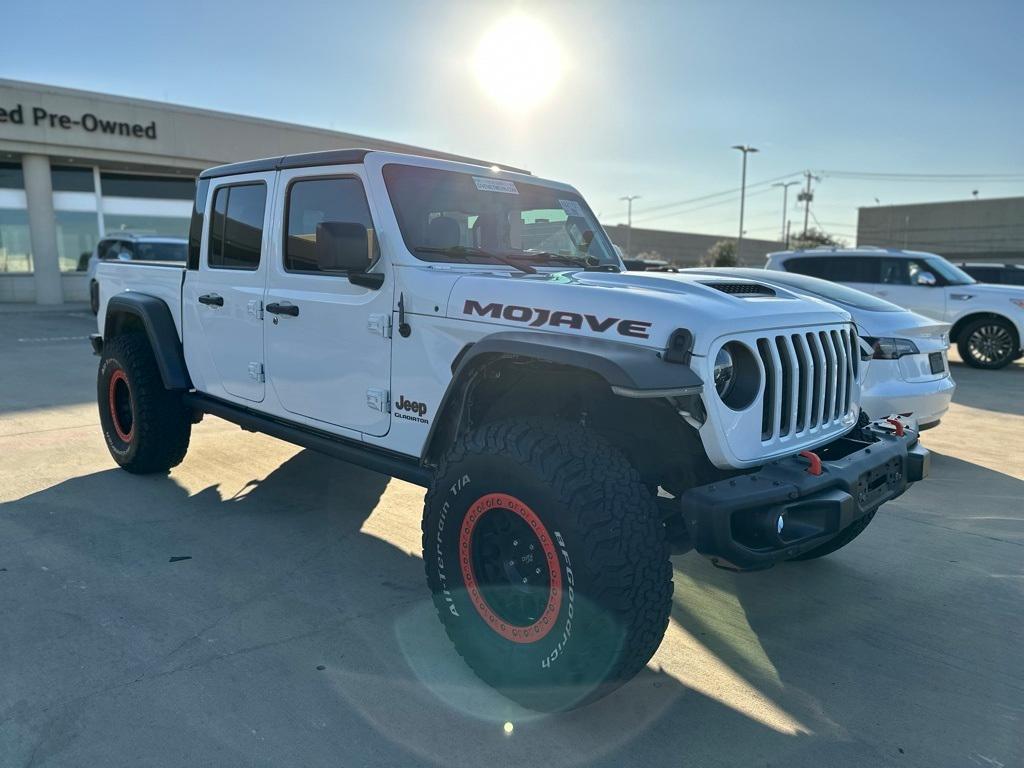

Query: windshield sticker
472;176;519;194
558;199;586;217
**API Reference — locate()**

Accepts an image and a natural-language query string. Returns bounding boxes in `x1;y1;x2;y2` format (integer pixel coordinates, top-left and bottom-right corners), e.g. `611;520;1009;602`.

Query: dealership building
857;196;1024;265
0;79;495;304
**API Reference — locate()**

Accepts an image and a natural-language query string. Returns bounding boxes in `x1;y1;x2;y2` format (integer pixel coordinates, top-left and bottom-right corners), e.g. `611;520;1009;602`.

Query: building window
51;166;95;192
0;163;24;190
55;210;99;272
208;183;266;270
100;172;195;200
0;208;32;273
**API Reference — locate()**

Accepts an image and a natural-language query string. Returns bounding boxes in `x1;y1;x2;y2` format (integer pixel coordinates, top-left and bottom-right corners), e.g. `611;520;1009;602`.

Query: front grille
703;282;776;296
755;326;859;440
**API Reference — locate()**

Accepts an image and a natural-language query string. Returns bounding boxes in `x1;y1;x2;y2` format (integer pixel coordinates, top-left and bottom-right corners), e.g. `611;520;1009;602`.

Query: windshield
922;256;975;285
135;241;187;262
693;268;904;312
383;164;620;268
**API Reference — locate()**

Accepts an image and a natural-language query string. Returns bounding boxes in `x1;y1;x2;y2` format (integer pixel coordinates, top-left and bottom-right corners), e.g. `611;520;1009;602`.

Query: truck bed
96;261;185;338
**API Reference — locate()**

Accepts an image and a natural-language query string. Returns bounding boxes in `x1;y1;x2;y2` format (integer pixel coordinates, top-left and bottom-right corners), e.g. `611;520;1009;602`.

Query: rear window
135;241;187;262
208;183;266;270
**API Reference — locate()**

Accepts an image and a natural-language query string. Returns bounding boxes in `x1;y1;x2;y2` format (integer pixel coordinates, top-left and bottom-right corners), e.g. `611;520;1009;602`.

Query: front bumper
679;416;929;571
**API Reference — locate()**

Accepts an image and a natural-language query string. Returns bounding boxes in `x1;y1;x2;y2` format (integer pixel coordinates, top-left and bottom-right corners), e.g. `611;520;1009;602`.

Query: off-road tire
422;418;672;711
957;317;1018;369
788;510;876;561
97;333;191;474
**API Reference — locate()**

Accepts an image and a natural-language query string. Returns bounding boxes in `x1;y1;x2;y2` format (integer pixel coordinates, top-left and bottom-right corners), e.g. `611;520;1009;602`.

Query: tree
700;239;738;267
790;227;846;250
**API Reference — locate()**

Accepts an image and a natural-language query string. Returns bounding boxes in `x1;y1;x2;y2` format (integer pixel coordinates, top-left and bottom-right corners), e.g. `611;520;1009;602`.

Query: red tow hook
799;450;823;476
885;417;906;437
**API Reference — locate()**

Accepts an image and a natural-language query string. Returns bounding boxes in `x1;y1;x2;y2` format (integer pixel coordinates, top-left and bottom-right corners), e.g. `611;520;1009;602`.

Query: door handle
198;293;224;306
266;302;299;317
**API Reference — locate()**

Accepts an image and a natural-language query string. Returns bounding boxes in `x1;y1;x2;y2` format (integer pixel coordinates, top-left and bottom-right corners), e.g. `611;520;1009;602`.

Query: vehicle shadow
670;448;1024;767
946;358;1024;417
1;450;807;768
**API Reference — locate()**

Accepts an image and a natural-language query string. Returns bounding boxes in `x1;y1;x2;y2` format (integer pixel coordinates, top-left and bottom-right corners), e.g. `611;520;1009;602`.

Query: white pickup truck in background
91;148;928;710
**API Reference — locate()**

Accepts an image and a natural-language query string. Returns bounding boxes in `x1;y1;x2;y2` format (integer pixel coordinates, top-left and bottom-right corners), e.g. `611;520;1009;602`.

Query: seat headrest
426;216;461;249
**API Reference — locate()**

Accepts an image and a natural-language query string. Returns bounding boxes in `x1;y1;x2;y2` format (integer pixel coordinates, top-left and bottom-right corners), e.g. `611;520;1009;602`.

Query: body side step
183;392;431;487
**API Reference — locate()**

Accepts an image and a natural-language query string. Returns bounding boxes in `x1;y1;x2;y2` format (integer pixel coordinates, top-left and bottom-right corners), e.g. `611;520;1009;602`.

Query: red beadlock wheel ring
459;493;562;644
108;369;133;443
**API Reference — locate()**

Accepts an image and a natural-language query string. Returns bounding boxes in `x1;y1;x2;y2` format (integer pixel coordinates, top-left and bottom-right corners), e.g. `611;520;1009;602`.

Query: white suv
766;247;1024;369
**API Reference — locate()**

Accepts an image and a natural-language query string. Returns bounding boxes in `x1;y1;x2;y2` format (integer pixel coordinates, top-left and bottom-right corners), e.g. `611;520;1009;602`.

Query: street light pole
772;181;799;244
619;195;640;256
732;145;758;261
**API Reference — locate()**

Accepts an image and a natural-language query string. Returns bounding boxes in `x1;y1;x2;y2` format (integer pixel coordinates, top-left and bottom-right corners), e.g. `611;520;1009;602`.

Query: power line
605;170;802;221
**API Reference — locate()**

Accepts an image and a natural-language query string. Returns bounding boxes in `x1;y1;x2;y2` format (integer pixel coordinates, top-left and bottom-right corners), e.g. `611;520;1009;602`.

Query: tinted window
785;256;872;282
100;172;196;200
135;241;187;261
1001;268;1024;286
964;266;999;282
188;179;209;270
879;258;910;284
0;162;24;189
285;177;375;273
208;183;266;270
51;165;95;192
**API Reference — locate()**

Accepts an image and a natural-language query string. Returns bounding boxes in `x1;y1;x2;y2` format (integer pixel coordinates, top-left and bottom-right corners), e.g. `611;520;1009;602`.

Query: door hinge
247;299;264;319
368;313;392;338
248;362;265;382
366;387;390;413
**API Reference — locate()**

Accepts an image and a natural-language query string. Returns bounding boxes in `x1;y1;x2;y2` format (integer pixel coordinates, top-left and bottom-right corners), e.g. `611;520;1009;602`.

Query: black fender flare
103;294;192;390
421;330;703;463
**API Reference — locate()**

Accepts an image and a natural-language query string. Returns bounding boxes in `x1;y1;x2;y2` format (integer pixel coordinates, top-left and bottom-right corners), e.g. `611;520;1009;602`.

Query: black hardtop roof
199;148;530;179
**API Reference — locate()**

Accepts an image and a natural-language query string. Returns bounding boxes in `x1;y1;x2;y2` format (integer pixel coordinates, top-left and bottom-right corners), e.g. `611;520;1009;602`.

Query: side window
97;240;116;260
207;182;266;270
784;257;824;277
285;177;375;273
879;258;911;285
187;178;210;270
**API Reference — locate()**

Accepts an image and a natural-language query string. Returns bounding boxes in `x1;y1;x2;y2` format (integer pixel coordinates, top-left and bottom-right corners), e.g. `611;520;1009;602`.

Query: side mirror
315;221;383;288
915;270;937;286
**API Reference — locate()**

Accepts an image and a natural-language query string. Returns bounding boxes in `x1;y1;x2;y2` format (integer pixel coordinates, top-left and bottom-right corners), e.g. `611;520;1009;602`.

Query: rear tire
97;333;191;474
422;418;672;711
788;510;876;561
957;317;1017;369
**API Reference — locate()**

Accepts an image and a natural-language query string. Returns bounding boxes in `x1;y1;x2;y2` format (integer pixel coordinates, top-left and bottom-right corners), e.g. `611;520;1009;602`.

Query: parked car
90;148;928;710
86;234;187;314
766;247;1024;369
958;262;1024;286
685;267;955;429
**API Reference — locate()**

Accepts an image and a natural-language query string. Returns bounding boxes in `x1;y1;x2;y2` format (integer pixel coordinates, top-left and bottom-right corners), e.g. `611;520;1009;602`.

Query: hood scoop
701;281;777;297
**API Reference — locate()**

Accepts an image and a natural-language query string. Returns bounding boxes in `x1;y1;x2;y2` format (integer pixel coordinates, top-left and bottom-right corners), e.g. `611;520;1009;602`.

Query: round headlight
714;346;735;399
713;342;760;410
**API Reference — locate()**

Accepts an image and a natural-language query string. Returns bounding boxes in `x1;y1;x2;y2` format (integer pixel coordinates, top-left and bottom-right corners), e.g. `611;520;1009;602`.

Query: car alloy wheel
967;323;1014;365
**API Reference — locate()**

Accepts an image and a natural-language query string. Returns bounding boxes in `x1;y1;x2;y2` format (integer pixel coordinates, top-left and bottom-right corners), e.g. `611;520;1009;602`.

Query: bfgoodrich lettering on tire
422;418;672;710
97;333;191;474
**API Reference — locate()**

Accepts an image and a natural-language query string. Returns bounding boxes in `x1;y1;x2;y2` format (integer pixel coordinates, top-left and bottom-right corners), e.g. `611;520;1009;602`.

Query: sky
3;0;1023;244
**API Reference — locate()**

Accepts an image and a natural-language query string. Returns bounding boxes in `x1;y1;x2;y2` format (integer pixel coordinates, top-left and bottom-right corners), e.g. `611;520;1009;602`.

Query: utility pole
772;181;800;244
797;170;820;237
785;220;792;249
732;145;758;259
619;195;640;256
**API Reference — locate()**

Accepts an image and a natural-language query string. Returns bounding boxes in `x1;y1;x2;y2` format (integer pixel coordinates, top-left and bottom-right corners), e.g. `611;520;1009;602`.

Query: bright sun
472;15;565;111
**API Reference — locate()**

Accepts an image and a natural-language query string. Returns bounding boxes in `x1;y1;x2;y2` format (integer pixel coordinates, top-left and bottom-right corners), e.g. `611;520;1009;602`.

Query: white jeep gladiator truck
91;149;929;710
